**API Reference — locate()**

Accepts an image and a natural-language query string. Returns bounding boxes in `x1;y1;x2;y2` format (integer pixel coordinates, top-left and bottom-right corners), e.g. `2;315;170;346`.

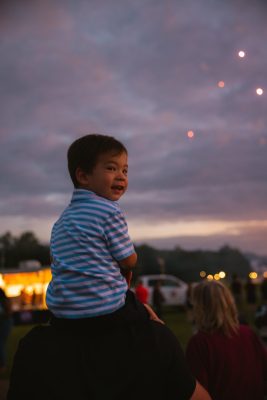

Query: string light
238;50;246;58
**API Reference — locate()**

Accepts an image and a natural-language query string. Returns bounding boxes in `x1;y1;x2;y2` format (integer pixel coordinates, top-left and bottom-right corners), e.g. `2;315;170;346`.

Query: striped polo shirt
46;189;135;318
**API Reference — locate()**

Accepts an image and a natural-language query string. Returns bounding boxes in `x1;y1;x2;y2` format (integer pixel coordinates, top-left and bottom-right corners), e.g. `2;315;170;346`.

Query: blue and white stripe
46;189;135;318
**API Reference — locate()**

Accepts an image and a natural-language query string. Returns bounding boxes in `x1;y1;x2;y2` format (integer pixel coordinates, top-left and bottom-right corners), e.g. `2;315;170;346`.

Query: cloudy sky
1;0;267;255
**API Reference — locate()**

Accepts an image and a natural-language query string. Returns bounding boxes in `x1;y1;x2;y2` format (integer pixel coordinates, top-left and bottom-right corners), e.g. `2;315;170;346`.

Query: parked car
132;274;187;306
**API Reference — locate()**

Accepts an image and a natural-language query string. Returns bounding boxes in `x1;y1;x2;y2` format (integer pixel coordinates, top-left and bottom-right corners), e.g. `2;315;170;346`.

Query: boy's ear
75;167;91;186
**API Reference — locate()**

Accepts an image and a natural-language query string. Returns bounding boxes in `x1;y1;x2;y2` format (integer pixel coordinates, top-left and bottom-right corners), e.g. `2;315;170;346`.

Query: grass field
1;297;261;381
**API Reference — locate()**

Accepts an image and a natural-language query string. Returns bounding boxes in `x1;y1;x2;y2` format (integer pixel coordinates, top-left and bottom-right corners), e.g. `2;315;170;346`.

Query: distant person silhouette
152;280;165;319
261;277;267;303
245;276;257;307
135;279;149;304
186;283;194;324
230;273;242;307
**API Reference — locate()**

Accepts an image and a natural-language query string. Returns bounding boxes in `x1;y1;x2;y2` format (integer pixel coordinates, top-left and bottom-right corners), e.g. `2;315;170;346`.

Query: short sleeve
104;210;135;261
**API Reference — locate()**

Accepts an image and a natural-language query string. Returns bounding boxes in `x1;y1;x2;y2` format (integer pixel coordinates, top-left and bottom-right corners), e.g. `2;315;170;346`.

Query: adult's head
8;309;211;400
192;280;239;337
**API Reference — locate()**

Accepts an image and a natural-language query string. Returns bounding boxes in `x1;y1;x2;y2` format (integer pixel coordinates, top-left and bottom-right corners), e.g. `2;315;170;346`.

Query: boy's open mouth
112;185;124;191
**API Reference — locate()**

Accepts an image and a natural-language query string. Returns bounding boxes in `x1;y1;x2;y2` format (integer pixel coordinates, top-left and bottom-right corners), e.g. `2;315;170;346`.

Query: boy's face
77;151;128;201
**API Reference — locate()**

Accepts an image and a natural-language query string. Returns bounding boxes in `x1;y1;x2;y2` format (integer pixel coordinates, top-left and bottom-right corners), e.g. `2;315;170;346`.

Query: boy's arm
119;252;137;287
190;381;212;400
143;303;164;324
118;252;137;270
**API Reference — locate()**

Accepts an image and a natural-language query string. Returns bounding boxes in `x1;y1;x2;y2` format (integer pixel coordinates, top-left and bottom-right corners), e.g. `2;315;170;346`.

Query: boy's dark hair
67;134;128;187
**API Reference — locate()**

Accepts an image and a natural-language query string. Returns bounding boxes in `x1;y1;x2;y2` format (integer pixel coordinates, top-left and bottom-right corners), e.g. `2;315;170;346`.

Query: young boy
46;134;139;319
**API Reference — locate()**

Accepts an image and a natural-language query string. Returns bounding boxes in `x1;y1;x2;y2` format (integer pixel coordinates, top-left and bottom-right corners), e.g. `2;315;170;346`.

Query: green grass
1;324;34;379
162;307;194;349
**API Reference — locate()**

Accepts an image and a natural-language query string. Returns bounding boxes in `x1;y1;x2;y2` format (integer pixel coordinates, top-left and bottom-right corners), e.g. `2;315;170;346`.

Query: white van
133;274;188;306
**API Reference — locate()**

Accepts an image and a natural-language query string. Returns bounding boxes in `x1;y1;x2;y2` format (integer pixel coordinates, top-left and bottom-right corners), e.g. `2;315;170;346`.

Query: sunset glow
128;219;267;241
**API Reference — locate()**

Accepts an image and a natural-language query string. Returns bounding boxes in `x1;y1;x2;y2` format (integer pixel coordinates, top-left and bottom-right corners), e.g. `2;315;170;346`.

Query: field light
249;272;258;279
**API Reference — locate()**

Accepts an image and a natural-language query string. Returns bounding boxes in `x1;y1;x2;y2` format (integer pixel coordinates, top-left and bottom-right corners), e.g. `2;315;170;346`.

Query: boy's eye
123;169;128;176
107;166;116;171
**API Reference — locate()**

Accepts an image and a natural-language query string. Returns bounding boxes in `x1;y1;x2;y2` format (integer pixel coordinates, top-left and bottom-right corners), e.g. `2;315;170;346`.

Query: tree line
0;231;251;282
0;231;50;269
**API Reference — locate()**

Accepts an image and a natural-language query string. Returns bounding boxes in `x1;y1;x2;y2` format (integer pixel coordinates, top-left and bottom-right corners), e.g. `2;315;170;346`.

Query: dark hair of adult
67;134;128;188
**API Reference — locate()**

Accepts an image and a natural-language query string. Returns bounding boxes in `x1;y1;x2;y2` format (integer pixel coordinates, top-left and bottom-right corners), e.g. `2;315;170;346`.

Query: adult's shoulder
187;329;208;345
15;324;72;369
239;323;266;345
186;330;212;359
149;320;185;353
149;319;177;338
239;323;256;337
18;325;57;348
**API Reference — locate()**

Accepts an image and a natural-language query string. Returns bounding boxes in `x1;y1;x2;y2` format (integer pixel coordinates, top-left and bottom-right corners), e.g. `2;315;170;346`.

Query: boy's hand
120;269;132;287
143;303;165;325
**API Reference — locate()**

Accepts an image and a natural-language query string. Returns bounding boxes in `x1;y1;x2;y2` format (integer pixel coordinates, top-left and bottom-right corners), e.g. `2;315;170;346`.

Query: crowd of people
230;273;259;310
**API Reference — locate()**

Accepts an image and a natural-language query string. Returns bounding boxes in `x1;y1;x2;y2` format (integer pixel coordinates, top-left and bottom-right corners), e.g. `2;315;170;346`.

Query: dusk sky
1;0;267;256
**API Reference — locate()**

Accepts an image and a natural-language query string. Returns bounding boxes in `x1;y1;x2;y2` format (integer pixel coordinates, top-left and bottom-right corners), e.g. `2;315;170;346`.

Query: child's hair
67;134;128;187
192;280;239;337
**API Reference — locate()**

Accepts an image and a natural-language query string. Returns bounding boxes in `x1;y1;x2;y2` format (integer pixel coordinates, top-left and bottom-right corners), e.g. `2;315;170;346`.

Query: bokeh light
217;81;225;88
238;50;246;58
249;271;258;279
187;130;194;139
256;88;263;95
